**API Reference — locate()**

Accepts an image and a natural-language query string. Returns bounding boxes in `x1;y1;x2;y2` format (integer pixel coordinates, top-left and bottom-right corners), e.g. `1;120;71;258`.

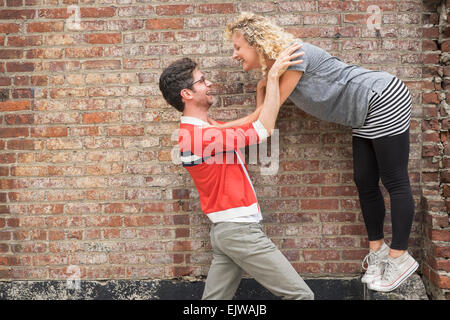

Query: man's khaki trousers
202;222;314;300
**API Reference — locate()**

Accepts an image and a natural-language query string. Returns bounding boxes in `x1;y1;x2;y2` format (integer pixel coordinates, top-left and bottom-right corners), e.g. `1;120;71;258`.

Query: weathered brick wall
421;0;450;300
0;0;445;298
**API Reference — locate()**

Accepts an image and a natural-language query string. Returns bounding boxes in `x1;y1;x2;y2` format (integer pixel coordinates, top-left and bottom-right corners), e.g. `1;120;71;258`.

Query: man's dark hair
159;58;197;112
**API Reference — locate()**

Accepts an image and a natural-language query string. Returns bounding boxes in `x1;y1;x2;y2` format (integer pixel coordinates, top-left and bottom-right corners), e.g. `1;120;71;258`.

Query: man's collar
180;116;211;127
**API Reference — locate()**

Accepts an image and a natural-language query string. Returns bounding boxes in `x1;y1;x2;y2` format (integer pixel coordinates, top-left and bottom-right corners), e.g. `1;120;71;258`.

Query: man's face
190;69;213;108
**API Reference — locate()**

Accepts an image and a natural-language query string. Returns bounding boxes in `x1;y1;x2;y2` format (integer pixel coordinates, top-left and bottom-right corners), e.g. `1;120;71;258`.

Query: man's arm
209;58;303;129
199;45;303;154
208;78;266;128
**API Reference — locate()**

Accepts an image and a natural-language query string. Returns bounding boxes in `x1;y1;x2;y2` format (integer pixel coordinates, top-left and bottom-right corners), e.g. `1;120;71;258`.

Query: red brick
444;185;450;197
0;23;20;33
282;160;320;171
0;128;29;138
422;144;440;157
422;92;440;104
30;127;67;138
430;229;450;242
107;126;144;136
341;225;367;236
104;203;140;214
84;33;121;44
172;189;190;200
82;112;121;124
197;3;235;14
5;114;34;125
27;22;64;33
442;41;450;52
7;139;38;150
321;186;358;196
0;49;22;59
156;5;194;16
423;27;439;38
38;8;71;19
303;250;340;261
301;199;339;210
280;186;319;197
342;249;368;261
0;100;30;112
292;262;322;274
83;60;121;71
0;10;35;19
80;7;116;18
343;14;367;24
123;216;160;227
0;269;11;279
324;262;361;274
423;40;438;51
6;62;34;72
146;18;184;30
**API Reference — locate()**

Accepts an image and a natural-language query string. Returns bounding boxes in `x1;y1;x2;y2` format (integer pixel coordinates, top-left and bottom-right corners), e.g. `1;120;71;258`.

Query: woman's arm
278;70;303;106
258;44;304;135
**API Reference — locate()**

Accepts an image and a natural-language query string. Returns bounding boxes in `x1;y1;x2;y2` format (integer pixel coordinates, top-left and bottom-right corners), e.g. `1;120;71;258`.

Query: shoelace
361;251;378;271
381;259;398;281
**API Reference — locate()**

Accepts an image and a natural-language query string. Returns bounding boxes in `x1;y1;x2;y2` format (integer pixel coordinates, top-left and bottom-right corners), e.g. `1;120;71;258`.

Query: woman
214;12;418;293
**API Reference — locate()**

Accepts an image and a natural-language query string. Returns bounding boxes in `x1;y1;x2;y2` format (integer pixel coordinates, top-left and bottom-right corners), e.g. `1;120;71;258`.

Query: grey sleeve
287;42;308;73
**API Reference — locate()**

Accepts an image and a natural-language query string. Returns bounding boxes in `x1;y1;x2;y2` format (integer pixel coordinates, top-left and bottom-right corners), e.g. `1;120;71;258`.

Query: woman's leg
352;136;386;246
367;131;418;292
372;129;414;253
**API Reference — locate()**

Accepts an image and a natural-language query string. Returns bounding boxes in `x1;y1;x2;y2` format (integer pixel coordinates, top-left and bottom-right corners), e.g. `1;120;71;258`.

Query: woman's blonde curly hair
225;12;300;75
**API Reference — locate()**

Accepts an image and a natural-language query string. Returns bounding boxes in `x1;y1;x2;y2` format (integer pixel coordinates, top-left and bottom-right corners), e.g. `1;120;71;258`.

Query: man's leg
216;222;314;300
202;224;244;300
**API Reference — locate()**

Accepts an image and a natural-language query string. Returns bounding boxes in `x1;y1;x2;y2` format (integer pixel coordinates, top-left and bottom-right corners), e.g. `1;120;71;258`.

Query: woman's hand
268;43;304;79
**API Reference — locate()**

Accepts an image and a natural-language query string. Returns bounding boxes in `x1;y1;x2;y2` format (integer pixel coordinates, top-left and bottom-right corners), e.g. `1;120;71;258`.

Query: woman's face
231;32;262;72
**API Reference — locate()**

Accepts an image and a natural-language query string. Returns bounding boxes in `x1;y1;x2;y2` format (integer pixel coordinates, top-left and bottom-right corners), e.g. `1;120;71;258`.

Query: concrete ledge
364;274;429;300
0;276;429;300
0;278;362;300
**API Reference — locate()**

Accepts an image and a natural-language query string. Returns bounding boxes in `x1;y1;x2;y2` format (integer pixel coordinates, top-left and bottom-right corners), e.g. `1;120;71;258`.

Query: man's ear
180;88;193;101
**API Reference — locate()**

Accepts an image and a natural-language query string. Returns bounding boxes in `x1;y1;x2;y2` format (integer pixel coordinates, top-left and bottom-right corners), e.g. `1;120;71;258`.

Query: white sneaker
368;251;419;292
361;242;390;284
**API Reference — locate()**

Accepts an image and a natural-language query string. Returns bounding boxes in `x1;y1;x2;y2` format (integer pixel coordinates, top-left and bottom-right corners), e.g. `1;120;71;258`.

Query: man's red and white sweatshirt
178;116;269;223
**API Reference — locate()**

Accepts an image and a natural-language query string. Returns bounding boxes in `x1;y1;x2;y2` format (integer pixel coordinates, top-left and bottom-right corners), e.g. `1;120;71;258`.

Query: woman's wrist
267;72;279;81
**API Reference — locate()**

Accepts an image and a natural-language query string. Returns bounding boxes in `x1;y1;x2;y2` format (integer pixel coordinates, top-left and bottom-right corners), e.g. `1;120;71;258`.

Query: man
158;46;313;300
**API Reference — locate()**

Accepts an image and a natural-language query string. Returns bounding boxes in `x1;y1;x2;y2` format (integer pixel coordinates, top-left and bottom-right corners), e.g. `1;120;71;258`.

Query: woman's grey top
287;42;395;127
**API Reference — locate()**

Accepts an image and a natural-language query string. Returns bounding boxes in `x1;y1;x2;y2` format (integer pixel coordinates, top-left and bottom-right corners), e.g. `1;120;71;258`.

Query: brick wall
0;0;446;299
421;0;450;300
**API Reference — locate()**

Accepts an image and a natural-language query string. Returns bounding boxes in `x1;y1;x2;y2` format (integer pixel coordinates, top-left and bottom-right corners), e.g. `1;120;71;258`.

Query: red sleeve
201;120;268;152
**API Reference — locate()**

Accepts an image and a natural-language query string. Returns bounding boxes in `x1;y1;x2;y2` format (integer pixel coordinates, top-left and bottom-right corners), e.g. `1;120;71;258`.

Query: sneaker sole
368;260;419;292
361;275;381;284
